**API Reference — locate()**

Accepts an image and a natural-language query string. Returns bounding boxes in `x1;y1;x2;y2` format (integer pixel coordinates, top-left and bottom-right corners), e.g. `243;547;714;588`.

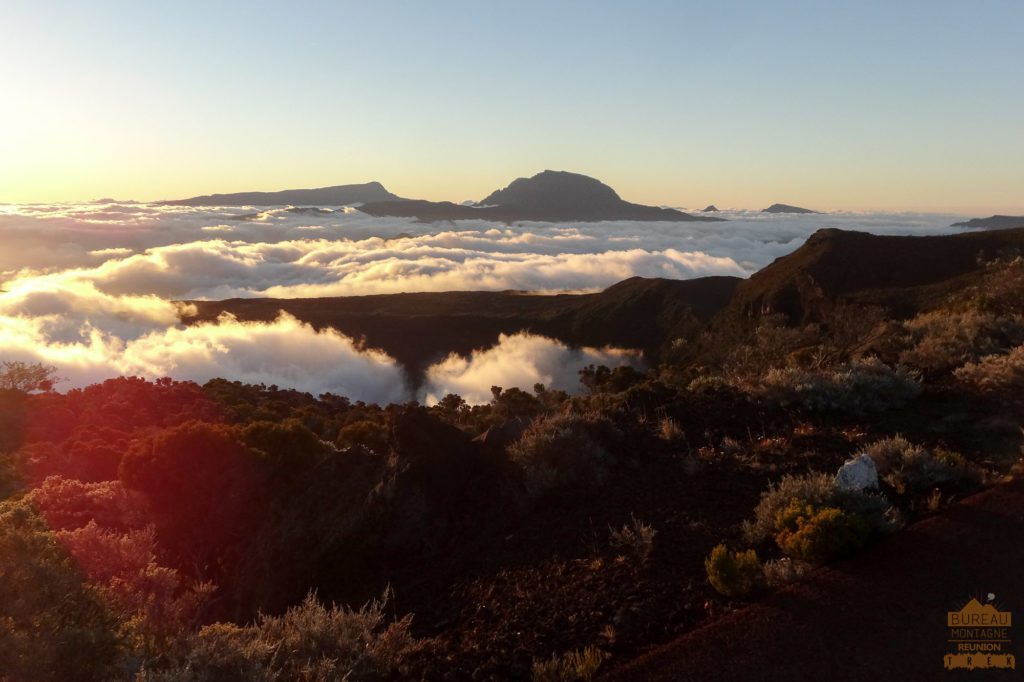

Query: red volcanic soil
605;479;1024;681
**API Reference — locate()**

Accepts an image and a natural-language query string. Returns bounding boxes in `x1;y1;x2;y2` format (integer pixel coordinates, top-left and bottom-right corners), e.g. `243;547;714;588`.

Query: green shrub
704;543;761;598
866;437;980;496
0;499;126;681
743;472;895;545
773;500;871;563
531;646;604;682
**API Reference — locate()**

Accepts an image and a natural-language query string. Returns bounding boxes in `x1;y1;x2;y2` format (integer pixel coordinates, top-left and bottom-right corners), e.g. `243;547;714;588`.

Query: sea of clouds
0;201;969;403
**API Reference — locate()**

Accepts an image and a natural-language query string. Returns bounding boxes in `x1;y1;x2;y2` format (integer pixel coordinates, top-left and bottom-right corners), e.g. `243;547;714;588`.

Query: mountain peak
762;203;820;214
479;170;622;208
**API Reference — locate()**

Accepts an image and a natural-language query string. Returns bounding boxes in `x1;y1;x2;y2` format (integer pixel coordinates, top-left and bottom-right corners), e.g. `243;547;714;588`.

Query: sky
1;0;1022;212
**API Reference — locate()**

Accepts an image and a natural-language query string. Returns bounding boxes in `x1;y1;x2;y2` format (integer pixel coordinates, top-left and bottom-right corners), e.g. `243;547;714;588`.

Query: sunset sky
2;0;1021;212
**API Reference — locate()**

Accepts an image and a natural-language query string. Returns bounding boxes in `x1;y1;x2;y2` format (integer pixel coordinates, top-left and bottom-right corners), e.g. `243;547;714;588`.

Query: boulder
834;453;879;491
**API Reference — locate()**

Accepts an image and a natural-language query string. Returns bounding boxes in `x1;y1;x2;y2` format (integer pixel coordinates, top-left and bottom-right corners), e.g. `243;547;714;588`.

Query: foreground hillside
608;479;1024;681
2;227;1023;680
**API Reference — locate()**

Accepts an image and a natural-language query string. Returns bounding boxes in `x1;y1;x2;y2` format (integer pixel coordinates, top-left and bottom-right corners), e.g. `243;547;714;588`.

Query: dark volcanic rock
359;170;723;223
951;215;1024;230
761;203;819;214
160;181;405;207
701;205;719;212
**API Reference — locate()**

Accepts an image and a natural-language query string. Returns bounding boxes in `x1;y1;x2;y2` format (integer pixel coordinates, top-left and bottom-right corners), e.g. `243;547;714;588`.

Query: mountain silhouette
951;215;1024;231
160;181;405;207
725;226;1024;321
358;171;722;223
762;203;819;214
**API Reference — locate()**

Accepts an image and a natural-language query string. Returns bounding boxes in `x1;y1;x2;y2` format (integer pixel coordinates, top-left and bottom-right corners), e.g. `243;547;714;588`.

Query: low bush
743;472;894;546
608;514;657;562
0;499;127;681
531;646;604;682
762;557;812;588
772;500;871;563
954;345;1024;395
509;411;620;498
147;591;417;681
898;310;1024;376
866;437;980;496
755;357;921;413
704;543;761;598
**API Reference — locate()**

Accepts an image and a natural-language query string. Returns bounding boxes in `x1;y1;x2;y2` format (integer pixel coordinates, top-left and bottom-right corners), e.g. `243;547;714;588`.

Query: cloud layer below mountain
0;202;967;401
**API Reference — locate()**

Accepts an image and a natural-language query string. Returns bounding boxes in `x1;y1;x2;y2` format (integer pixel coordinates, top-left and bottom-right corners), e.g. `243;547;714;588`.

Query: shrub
658;416;684;442
756;358;921;413
336;419;391;455
866;436;980;496
743;472;895;545
0;499;126;681
954;345;1024;395
508;411;620;498
55;521;214;645
773;500;871;563
720;315;822;379
609;514;657;562
704;543;761;598
148;591;417;681
762;557;812;588
531;646;604;682
898;310;1024;376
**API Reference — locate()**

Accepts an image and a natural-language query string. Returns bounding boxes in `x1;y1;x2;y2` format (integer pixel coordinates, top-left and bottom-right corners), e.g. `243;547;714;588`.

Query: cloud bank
0;202;969;401
424;333;641;404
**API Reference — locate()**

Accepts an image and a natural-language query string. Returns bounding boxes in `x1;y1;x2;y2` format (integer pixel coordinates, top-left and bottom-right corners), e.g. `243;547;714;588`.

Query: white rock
834;453;879;491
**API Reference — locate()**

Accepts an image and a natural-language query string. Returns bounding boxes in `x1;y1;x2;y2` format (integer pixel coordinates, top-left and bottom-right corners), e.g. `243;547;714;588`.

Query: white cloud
0;202;971;399
423;332;641;404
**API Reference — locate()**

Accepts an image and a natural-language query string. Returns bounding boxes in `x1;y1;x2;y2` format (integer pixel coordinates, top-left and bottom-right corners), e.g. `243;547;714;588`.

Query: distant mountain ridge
762;203;819;214
160;181;405;207
358;170;722;223
951;215;1024;231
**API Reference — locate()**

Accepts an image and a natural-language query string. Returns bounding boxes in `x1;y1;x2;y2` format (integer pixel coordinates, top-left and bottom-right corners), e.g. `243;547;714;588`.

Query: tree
119;421;267;578
0;361;60;392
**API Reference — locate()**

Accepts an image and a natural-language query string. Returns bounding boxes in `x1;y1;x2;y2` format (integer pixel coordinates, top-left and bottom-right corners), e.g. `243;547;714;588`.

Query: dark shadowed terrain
187;276;741;378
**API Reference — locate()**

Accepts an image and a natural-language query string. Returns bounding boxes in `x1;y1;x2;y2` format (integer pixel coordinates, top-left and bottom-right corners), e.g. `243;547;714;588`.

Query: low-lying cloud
424;333;641;405
0;202;970;400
